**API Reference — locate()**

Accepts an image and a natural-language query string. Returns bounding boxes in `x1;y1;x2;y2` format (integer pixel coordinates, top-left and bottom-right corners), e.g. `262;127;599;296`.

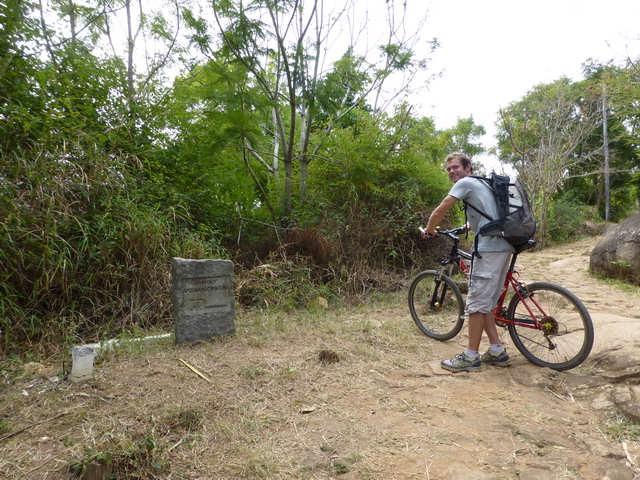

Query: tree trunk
126;0;135;102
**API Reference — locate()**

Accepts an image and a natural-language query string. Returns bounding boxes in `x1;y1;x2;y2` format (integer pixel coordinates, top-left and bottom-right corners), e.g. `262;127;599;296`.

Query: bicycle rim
507;282;594;371
408;270;465;341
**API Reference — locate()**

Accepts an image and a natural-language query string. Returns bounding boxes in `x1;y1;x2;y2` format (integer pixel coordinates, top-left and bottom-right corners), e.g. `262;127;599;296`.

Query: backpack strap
462;177;495;259
463;200;493;221
462;201;490;259
463;177;496;221
473;235;482;259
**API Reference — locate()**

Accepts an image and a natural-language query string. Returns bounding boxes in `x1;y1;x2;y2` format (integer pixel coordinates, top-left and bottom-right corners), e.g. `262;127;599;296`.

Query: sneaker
480;349;512;367
441;352;482;372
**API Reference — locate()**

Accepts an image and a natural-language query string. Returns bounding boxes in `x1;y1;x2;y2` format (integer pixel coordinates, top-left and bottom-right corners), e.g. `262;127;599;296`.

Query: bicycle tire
506;282;594;371
408;270;465;341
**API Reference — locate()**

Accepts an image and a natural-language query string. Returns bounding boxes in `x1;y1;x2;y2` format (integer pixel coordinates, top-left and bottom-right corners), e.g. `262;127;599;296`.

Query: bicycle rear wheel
408;270;465;341
507;282;594;371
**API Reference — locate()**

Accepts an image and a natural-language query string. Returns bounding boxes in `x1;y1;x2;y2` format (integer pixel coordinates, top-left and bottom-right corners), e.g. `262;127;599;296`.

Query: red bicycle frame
445;240;546;331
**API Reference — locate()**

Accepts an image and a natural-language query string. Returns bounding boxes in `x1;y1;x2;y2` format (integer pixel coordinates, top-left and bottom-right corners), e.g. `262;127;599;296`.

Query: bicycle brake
516;282;530;298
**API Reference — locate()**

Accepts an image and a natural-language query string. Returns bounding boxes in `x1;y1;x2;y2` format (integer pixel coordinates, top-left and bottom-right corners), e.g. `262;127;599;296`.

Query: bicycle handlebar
419;225;468;240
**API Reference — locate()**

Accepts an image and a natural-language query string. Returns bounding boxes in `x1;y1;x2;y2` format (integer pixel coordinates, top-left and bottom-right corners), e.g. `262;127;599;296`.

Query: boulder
590;212;640;285
589;348;640;381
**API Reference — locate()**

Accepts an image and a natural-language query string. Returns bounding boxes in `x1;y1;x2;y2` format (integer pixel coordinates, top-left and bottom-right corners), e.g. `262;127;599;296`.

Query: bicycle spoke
408;271;465;341
507;282;593;371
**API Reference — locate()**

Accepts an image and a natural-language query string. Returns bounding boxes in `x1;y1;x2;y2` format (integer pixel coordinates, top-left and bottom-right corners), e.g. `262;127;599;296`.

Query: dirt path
516;237;640;358
395;236;640;479
2;236;640;480
345;235;640;480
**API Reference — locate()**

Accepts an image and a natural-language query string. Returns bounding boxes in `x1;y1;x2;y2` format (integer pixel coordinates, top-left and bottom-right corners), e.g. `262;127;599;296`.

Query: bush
0;147;224;354
547;199;600;244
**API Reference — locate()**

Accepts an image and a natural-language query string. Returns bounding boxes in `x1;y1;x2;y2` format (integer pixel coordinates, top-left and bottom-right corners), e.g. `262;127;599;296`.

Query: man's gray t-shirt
449;177;513;252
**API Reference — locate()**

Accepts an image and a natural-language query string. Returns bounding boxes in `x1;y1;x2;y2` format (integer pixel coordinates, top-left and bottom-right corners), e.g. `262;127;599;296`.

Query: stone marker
69;344;99;383
172;258;235;344
69;334;172;384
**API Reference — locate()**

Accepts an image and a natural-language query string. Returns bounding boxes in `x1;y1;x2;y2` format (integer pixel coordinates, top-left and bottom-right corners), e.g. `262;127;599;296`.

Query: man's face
446;159;471;183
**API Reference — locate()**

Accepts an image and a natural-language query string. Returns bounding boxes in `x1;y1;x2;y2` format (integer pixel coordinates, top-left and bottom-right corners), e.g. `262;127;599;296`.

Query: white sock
490;344;503;355
465;349;479;359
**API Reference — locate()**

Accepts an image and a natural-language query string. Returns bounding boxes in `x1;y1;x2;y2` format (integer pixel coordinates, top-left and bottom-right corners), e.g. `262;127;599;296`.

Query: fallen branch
179;359;211;383
73;392;114;403
0;411;68;442
623;442;639;472
544;386;574;402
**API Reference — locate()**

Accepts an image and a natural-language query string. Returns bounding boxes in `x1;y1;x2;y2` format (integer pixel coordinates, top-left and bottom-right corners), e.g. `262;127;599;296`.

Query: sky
102;0;640;170
400;0;640;170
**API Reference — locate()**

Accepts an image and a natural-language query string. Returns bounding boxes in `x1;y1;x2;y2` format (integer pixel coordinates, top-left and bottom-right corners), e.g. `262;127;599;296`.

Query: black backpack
464;174;536;257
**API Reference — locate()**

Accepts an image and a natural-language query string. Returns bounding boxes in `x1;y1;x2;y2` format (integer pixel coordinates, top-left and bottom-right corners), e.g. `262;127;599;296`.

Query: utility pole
602;84;610;222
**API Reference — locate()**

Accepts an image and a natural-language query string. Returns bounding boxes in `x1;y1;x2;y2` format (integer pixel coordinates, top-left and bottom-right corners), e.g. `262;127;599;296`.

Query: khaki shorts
465;251;512;314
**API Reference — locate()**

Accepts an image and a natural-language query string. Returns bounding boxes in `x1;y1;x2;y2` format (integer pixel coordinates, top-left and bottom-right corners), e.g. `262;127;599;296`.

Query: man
424;152;513;372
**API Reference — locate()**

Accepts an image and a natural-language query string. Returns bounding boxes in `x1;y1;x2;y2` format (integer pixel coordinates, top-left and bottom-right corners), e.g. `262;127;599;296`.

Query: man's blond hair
445;152;473;172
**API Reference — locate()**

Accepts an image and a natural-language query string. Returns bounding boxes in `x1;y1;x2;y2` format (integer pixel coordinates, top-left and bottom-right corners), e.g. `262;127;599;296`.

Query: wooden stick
622;442;638;470
0;411;68;442
179;359;211;383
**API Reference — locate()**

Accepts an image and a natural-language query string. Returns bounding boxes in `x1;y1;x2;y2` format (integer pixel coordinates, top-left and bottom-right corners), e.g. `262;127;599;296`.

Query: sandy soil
2;236;640;480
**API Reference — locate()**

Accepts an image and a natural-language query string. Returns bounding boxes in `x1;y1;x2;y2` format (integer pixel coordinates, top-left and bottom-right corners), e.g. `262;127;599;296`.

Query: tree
496;77;601;246
156;59;279;229
0;0;47;153
0;0;212;350
184;0;435;219
304;104;452;269
585;59;640;216
439;117;486;157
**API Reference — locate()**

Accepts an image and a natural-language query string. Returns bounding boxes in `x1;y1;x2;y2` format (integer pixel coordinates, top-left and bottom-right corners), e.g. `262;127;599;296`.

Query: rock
589;349;640;381
582;436;626;459
590;213;640;285
591;459;635;480
590;392;615;411
454;279;468;294
508;365;556;388
518;468;556;480
583;220;606;235
442;463;498;480
612;386;640;423
516;422;578;450
556;370;610;398
523;450;581;473
171;258;235;345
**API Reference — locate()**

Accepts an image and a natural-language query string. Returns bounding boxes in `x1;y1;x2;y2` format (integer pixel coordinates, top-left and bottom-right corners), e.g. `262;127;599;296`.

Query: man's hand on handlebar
419;226;437;238
419;224;468;238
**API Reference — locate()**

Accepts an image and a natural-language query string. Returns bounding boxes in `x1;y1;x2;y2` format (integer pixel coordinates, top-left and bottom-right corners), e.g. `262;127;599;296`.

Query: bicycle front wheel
507;282;594;371
408;270;465;341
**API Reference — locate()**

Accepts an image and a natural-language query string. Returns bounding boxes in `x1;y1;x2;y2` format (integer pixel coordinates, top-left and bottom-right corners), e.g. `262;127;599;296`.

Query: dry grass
0;293;435;479
0;289;636;479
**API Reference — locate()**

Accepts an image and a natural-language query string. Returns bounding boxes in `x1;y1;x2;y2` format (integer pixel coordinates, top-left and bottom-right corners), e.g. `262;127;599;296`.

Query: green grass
590;270;640;295
601;411;640;442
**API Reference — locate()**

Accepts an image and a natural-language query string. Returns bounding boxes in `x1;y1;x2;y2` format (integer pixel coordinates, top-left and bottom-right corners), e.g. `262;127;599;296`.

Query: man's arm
425;195;459;236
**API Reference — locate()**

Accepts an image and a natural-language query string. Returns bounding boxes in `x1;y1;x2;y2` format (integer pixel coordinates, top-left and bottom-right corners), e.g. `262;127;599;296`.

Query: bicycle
408;226;594;371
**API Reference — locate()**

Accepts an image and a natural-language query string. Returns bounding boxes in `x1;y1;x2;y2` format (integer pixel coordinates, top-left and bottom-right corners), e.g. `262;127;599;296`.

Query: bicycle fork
431;267;454;309
431;272;448;308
